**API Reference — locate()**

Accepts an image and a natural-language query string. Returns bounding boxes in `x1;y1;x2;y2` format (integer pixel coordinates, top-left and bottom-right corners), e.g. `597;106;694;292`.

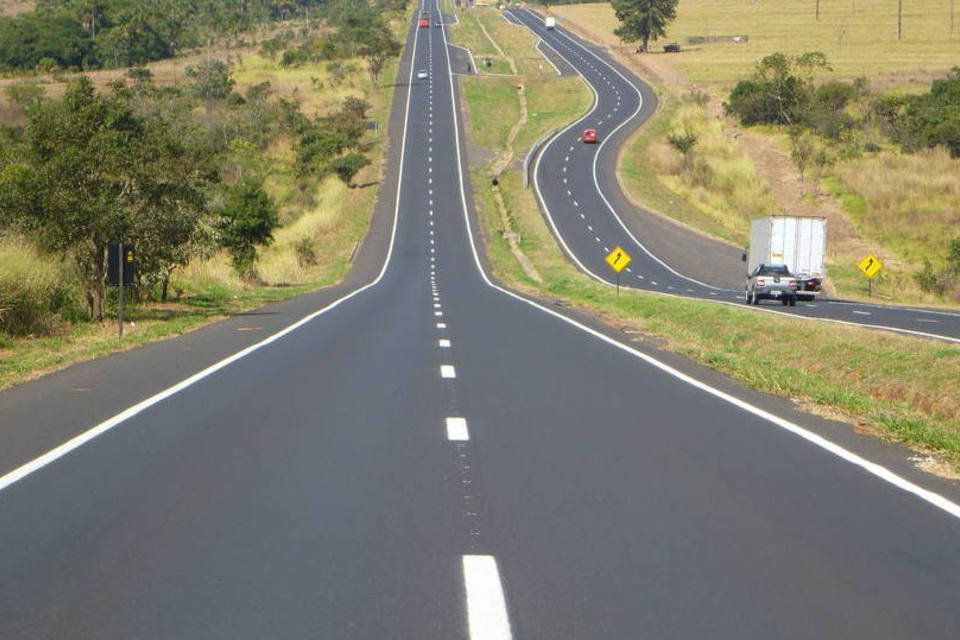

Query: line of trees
0;58;383;325
726;53;960;158
0;0;331;72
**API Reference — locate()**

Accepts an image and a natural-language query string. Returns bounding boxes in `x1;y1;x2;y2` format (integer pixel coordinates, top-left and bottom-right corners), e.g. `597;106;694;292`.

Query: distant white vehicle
545;16;556;30
416;69;429;80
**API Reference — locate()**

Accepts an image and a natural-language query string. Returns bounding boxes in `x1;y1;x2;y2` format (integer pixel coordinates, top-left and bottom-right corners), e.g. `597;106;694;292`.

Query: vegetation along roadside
0;0;410;390
551;0;960;306
456;4;960;474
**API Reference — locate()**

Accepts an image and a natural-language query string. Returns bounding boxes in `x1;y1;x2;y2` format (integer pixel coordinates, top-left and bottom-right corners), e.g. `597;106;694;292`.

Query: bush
295;237;318;267
0;242;82;336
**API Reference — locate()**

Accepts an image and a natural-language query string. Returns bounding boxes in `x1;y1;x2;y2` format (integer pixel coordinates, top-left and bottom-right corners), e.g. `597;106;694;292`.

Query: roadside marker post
108;243;136;338
605;246;632;295
857;253;883;298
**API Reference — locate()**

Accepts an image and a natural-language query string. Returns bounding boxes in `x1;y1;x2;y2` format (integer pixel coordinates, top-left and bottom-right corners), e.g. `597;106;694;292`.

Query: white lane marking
579;212;585;218
917;318;940;323
0;14;426;495
446;417;469;441
594;236;601;242
528;14;730;294
437;322;447;329
462;555;512;640
440;365;457;379
439;339;451;347
435;311;444;317
852;310;872;316
587;224;593;231
603;246;610;253
572;200;579;207
651;280;658;286
434;303;442;308
445;11;960;517
806;303;819;308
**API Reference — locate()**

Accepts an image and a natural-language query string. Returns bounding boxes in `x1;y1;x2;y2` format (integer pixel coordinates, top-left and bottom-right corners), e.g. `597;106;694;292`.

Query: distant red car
582;128;598;143
418;18;429;28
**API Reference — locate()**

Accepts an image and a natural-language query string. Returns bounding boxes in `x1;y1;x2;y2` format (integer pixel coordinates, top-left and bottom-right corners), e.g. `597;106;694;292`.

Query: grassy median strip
459;9;960;470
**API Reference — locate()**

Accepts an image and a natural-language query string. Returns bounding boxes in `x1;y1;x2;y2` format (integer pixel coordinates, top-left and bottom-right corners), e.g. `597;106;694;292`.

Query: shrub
0;241;82;336
295;237;318;267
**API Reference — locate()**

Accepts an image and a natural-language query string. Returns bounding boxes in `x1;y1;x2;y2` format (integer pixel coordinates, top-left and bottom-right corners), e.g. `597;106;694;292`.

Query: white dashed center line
852;310;872;316
440;365;457;379
446;417;469;441
439;338;451;347
462;555;512;640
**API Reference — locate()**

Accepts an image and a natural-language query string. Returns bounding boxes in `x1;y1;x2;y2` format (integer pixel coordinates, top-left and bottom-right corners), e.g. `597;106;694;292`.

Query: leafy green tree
610;0;678;52
216;178;279;280
185;59;236;101
725;52;830;126
358;29;402;87
0;77;213;320
330;152;371;187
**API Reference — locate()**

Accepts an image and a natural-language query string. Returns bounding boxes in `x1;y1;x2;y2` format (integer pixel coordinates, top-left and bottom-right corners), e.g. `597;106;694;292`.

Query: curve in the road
507;7;960;344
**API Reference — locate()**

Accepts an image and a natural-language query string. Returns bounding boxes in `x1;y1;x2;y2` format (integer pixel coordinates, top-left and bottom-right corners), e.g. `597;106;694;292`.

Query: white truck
745;216;827;301
545;16;556;29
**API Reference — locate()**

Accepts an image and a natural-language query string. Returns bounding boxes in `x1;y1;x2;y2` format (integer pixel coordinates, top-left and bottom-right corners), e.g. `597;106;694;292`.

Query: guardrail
523;127;557;188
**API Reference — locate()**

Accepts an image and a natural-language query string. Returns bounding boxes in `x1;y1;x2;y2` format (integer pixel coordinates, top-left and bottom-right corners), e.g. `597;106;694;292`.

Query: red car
582;128;598;143
418;18;429;28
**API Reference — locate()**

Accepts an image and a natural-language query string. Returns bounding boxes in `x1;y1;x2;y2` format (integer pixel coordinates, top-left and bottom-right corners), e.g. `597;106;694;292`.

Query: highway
0;3;959;638
506;7;960;344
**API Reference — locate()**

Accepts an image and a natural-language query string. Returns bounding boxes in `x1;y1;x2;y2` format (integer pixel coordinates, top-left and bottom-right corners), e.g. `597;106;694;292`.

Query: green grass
518;75;593;151
462;76;521;150
460;8;960;468
618;90;750;246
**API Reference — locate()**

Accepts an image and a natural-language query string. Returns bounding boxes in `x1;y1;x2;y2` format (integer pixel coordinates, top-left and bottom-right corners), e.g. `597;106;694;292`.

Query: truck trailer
746;216;827;301
545;16;556;29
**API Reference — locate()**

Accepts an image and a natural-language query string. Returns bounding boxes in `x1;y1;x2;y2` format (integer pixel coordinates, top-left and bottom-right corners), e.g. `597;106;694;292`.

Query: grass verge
460;13;960;472
0;18;405;391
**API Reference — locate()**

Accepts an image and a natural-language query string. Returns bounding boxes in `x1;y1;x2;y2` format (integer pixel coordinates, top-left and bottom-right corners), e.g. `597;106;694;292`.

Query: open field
461;10;960;473
0;17;403;390
552;0;960;87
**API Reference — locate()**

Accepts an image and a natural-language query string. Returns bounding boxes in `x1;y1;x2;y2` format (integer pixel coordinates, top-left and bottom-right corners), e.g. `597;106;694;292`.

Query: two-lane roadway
507;7;960;344
1;3;959;638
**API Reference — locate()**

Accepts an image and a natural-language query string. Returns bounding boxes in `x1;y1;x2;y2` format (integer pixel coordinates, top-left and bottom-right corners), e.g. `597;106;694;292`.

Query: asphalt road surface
1;4;959;638
506;7;960;345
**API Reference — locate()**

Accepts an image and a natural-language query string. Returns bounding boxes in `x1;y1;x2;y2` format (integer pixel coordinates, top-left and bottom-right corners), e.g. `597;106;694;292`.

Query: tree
610;0;678;52
216;178;279;280
789;127;816;184
725;52;830;126
0;77;213;320
358;29;402;87
185;59;236;101
666;129;698;169
330;152;371;187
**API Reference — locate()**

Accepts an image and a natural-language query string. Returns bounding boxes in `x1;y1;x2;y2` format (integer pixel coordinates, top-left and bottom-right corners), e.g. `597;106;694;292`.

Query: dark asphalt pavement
1;4;959;638
507;8;960;344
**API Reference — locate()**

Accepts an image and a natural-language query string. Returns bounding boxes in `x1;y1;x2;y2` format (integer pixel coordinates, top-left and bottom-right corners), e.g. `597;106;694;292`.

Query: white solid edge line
462;555;512;640
446;417;470;441
439;14;960;522
512;9;960;344
536;39;564;76
0;15;428;495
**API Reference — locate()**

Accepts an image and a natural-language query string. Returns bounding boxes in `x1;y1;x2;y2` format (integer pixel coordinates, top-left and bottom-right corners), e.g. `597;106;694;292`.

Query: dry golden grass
0;0;33;17
834;148;960;254
553;0;960;86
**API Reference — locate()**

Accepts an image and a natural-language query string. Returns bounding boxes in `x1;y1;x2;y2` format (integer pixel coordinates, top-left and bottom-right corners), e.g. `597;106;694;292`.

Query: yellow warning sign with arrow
857;254;883;278
605;246;632;274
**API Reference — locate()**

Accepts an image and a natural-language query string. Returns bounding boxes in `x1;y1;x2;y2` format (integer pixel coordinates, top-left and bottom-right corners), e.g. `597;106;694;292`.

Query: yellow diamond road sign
857;253;883;278
605;246;632;273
